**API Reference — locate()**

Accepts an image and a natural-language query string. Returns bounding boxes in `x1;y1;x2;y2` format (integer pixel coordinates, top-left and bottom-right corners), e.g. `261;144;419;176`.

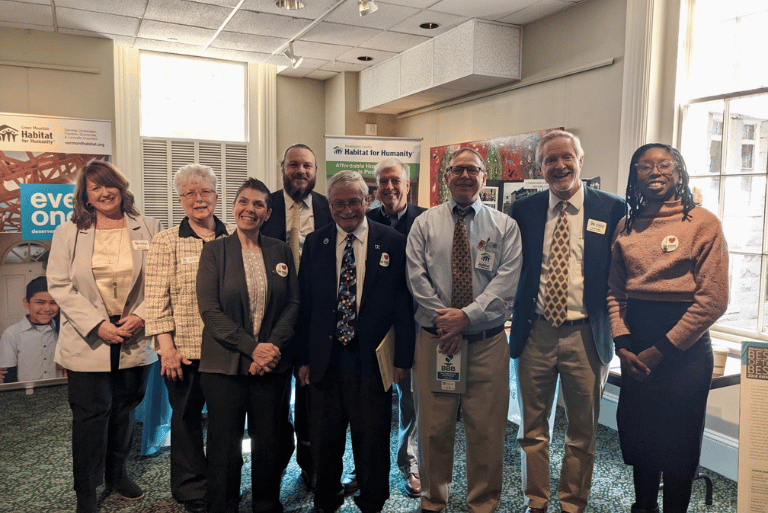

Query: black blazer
196;231;299;375
261;190;334;242
366;203;427;236
296;221;415;385
509;187;626;365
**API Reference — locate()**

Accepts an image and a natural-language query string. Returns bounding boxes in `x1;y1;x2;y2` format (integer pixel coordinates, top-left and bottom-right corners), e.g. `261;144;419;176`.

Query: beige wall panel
276;75;326;192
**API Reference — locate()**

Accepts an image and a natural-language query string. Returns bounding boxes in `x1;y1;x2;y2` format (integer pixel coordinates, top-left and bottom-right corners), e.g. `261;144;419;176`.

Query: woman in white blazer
47;160;161;513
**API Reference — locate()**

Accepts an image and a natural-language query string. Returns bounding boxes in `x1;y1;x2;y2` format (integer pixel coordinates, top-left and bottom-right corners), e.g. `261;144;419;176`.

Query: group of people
43;129;728;513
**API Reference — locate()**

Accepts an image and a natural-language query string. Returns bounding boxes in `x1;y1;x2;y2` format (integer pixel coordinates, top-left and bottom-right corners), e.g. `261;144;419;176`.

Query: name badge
586;219;607;235
475;250;495;271
380;252;390;267
132;240;150;250
181;256;199;265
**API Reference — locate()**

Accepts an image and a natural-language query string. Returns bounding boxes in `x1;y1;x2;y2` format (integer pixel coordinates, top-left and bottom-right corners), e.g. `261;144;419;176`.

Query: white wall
395;0;627;206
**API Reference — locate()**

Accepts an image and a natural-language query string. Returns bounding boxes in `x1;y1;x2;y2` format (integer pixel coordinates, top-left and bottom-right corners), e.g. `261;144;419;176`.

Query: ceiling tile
324;0;420;30
268;55;328;70
137;19;215;45
241;0;342;20
226;10;314;38
57;8;141;37
211;31;287;54
202;46;272;63
144;0;232;29
320;61;368;72
430;0;537;19
134;37;205;55
379;0;438;8
359;31;429;52
55;0;147;18
300;22;381;46
305;69;339;80
0;1;52;25
0;20;53;31
497;0;572;25
290;40;351;60
58;29;136;46
335;46;397;64
387;9;467;36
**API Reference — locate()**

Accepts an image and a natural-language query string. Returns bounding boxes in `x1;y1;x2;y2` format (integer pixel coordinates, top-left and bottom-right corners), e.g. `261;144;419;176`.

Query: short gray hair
327;170;368;200
535;130;584;168
448;148;485;171
174;164;217;195
373;158;410;185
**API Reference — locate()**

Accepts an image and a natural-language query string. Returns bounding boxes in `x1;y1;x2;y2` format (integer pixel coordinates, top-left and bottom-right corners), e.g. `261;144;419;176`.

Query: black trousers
164;359;207;502
201;369;292;513
308;342;392;513
67;346;149;494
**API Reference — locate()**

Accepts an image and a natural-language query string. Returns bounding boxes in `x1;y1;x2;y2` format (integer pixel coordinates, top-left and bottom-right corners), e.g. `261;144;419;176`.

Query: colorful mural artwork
429;128;563;206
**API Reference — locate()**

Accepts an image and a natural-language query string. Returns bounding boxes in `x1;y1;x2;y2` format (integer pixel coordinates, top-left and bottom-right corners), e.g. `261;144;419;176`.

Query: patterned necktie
335;233;357;344
290;202;301;272
543;201;570;327
451;208;472;309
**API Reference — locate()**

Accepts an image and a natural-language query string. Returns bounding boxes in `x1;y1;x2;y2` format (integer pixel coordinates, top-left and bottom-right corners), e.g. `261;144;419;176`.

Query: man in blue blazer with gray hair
509;130;626;513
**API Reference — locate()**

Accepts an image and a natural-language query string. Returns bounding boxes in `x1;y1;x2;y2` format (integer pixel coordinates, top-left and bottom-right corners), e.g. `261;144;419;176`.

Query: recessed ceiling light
357;56;373;62
276;0;304;9
420;22;440;29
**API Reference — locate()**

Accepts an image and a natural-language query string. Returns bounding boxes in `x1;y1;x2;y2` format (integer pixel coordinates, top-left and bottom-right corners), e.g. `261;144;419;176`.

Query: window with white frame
139;52;249;228
679;0;768;339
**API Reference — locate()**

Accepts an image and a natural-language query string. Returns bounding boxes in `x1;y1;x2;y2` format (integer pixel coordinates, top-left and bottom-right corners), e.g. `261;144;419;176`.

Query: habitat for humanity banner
0;112;112;239
325;136;422;179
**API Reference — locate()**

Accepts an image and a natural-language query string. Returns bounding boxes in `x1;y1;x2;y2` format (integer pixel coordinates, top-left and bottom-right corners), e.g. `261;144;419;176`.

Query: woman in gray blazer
197;178;299;513
47;160;161;513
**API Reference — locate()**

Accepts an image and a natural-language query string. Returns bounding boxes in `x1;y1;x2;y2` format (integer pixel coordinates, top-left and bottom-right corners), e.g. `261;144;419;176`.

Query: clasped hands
433;307;470;356
617;345;664;382
249;343;281;376
97;314;144;345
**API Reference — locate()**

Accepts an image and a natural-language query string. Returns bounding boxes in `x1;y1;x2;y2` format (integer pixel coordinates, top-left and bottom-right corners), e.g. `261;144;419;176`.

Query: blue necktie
336;233;357;344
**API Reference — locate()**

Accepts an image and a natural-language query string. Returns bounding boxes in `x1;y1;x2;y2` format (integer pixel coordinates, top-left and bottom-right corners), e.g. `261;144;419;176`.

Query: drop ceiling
1;0;584;81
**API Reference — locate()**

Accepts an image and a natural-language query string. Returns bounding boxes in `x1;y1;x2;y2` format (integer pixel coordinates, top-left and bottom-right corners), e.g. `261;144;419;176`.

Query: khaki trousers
515;318;608;513
414;328;509;513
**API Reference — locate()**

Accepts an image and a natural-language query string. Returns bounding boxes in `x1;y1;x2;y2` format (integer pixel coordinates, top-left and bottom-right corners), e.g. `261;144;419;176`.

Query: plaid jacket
144;220;234;359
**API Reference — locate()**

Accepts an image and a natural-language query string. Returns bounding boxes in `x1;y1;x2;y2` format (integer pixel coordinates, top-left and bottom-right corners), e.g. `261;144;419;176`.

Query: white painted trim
113;45;142;208
617;0;654;190
248;62;278;190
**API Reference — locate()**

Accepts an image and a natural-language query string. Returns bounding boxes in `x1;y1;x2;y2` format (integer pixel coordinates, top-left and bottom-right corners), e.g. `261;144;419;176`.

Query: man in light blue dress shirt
406;148;522;513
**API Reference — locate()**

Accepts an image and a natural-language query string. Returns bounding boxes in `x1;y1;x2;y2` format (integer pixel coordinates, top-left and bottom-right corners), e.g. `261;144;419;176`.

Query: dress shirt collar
448;197;483;218
283;189;313;210
336;217;369;247
178;215;229;239
548;182;584;213
380;204;407;221
20;316;55;333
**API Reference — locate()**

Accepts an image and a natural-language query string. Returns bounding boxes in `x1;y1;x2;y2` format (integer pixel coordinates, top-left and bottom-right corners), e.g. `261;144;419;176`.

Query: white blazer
47;214;162;372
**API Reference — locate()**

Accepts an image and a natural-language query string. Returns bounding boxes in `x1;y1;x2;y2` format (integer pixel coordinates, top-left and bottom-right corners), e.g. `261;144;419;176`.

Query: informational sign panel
19;184;75;240
0;112;112;236
325;135;422;179
738;341;768;513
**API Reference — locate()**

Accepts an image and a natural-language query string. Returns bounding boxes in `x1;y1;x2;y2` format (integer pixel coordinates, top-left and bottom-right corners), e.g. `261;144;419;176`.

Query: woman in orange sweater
607;143;729;513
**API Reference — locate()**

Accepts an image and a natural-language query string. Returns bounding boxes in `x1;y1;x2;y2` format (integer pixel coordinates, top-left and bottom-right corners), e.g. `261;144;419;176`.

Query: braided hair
624;143;696;232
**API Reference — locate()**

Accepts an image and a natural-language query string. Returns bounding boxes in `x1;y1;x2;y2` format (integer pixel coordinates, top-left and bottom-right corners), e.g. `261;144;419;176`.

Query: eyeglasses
330;198;364;211
635;161;677;175
181;189;216;200
448;165;484;177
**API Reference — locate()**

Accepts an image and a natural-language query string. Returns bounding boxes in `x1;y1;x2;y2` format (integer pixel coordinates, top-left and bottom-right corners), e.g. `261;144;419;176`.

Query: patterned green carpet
0;385;737;512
